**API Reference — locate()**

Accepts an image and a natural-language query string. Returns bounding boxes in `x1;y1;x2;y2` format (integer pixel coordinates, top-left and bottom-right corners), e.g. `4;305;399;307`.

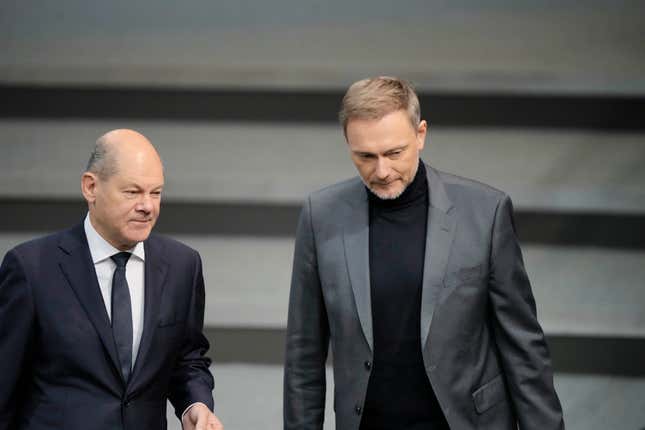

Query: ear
81;172;99;204
416;120;428;151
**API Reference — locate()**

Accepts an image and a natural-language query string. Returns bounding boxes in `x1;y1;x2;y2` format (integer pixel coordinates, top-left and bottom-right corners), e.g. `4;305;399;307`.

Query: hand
181;402;223;430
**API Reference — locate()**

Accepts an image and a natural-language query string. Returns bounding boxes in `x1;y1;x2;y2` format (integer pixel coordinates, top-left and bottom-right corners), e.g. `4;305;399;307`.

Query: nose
136;194;154;214
374;157;391;180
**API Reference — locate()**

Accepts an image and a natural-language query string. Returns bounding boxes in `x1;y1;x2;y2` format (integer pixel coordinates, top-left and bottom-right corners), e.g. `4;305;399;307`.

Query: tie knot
111;252;131;268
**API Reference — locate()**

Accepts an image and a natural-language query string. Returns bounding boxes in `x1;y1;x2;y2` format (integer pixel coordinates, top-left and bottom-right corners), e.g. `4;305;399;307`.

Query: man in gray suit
284;77;564;429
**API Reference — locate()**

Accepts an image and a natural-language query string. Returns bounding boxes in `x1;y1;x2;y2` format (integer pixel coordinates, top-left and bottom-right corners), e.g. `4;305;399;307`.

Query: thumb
194;411;208;430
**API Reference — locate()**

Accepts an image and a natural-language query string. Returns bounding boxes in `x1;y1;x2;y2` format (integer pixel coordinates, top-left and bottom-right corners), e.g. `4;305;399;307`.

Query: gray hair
85;136;118;179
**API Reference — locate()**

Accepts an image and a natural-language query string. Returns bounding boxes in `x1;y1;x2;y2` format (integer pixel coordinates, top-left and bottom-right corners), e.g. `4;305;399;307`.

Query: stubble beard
365;182;406;200
362;159;420;201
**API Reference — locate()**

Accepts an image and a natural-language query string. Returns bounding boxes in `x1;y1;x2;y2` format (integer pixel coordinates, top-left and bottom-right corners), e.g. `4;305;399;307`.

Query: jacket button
364;360;372;370
355;405;362;415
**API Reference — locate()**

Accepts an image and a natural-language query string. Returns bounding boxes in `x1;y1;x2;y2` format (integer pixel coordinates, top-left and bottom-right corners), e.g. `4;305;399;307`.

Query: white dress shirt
84;214;145;368
83;214;203;418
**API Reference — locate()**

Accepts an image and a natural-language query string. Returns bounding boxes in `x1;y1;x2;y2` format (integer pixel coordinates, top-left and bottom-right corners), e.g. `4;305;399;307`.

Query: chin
123;229;153;246
368;186;405;200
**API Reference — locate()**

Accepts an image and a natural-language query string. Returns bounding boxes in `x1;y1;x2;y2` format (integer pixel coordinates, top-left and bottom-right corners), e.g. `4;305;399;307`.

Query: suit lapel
129;236;167;392
343;185;373;352
420;165;456;350
57;223;122;385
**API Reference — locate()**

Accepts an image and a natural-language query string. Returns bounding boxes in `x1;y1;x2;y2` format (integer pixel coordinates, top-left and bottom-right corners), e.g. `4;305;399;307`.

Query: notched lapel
57;227;122;387
129;238;168;391
343;196;373;352
420;165;457;350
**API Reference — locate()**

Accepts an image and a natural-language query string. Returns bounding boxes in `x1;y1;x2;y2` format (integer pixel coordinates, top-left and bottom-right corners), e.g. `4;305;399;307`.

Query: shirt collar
84;213;145;264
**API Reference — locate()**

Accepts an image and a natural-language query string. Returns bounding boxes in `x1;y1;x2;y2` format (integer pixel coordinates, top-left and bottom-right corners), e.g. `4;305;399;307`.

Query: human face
346;109;427;200
83;147;164;251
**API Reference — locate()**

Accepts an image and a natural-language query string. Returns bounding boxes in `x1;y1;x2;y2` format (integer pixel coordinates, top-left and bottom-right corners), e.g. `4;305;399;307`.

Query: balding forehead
98;129;151;146
88;129;163;180
98;129;161;161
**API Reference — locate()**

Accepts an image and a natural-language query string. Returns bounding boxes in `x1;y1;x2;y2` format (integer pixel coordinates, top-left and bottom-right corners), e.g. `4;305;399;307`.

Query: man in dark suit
284;77;564;429
0;129;223;430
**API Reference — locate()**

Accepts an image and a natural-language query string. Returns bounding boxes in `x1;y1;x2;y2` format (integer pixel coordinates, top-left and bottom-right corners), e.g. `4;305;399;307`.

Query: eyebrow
353;144;408;157
352;150;375;156
383;144;408;154
122;183;164;190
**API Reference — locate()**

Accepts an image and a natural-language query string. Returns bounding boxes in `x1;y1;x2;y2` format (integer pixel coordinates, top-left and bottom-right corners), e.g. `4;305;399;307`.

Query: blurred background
1;0;644;428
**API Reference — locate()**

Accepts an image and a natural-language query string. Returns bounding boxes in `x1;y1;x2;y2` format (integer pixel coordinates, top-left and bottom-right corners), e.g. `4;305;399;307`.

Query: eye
386;149;404;158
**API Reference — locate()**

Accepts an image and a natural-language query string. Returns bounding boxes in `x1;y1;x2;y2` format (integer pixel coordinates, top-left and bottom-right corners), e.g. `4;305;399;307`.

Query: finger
181;416;196;430
194;412;208;430
209;415;223;430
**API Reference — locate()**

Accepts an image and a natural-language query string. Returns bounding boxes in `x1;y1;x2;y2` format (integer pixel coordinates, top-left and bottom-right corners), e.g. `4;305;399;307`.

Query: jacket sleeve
168;251;215;418
283;196;330;430
488;194;565;429
0;250;36;430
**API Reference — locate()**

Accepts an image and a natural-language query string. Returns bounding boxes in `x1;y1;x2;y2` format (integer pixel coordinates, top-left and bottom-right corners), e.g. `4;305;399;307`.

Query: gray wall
2;0;645;93
1;2;644;428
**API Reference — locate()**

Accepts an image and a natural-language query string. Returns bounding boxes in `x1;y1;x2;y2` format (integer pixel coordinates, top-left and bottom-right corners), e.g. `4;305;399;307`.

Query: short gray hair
85;136;118;179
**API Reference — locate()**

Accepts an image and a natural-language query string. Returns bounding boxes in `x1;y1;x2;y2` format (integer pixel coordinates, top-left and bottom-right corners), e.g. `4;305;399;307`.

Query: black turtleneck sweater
360;161;448;430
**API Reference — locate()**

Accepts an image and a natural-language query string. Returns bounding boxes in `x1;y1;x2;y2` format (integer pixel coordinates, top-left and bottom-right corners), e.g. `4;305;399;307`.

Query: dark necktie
111;252;133;382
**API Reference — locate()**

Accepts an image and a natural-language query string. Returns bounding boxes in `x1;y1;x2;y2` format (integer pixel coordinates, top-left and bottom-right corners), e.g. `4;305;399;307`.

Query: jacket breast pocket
157;296;187;327
158;315;185;327
156;317;185;350
443;264;485;291
455;264;483;283
472;374;506;414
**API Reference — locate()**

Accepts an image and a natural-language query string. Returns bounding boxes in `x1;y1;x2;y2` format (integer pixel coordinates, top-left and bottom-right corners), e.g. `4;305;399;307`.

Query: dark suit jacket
284;163;564;429
0;222;214;430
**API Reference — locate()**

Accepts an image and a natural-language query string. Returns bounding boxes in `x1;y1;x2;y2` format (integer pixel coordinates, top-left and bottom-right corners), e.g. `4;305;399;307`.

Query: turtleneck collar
367;159;427;210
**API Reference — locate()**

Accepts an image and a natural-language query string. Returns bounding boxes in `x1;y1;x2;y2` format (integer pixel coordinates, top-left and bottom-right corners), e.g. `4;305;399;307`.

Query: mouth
130;219;152;224
372;179;399;187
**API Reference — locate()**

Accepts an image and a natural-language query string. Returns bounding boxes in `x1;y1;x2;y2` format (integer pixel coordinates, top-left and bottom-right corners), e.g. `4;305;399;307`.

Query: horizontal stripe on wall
205;327;645;376
1;199;644;248
2;85;644;129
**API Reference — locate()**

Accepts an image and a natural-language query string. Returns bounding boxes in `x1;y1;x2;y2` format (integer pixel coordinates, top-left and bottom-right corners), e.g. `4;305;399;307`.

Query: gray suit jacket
284;163;564;430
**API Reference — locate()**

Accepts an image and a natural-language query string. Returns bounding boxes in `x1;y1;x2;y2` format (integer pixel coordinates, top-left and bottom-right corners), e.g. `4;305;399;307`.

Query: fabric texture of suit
0;222;214;430
284;163;564;430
